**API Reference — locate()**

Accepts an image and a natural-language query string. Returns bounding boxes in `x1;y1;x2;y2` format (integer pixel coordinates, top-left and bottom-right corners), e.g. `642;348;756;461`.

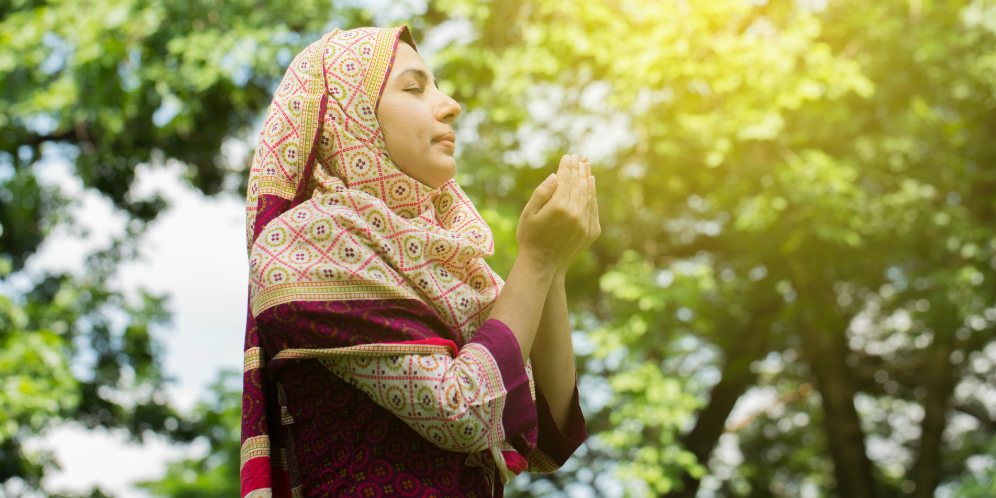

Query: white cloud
114;161;247;405
24;424;209;498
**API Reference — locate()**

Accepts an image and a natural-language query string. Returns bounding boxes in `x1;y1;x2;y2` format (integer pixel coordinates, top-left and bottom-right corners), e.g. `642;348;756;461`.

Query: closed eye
404;86;425;94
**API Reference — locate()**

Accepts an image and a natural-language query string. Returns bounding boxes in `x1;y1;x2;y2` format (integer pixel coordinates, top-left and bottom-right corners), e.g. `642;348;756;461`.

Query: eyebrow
395;67;434;85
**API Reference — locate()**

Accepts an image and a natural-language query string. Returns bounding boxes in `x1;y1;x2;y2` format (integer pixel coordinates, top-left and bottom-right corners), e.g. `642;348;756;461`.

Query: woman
242;25;599;498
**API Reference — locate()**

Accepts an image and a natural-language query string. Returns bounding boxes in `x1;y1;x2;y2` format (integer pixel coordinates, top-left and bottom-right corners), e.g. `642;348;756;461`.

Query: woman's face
376;42;461;189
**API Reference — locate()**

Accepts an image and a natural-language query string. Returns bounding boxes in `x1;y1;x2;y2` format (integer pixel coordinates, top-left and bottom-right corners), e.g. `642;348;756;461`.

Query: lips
434;131;456;150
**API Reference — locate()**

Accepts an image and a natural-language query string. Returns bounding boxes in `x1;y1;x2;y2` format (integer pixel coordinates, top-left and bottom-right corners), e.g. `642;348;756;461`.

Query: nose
435;93;461;124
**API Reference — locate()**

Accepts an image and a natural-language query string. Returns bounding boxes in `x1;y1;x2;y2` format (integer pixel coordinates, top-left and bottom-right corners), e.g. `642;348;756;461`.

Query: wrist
543;272;566;314
553;268;567;284
513;251;559;282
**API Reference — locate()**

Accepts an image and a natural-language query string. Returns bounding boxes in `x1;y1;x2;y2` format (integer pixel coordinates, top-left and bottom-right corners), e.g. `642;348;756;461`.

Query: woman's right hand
516;153;599;273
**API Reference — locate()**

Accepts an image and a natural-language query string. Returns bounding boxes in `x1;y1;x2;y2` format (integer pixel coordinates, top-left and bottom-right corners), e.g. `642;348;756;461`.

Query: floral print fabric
254;298;586;497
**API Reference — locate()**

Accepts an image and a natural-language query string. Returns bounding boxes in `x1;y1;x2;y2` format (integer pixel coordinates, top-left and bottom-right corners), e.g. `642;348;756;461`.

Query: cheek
382;106;430;149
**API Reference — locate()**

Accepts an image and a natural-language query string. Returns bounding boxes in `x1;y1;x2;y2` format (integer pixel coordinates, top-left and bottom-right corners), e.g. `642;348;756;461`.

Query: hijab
245;26;503;332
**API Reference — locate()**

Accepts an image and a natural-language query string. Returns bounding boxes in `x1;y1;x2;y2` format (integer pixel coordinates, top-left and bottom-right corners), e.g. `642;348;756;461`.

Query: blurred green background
2;0;996;497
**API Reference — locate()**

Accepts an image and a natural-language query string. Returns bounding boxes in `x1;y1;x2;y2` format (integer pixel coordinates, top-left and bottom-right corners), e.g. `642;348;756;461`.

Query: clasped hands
515;154;602;277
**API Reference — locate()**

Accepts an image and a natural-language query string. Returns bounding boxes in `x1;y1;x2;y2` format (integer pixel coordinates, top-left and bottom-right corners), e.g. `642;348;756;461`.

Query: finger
591;176;601;238
576;156;590;240
555;154;572;202
587;175;597;233
579;160;589;227
581;157;590;178
569;154;580;210
524;173;558;214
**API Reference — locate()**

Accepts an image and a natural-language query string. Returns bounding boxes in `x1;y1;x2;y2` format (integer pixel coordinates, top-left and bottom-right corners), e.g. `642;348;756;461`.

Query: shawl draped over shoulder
241;26;582;498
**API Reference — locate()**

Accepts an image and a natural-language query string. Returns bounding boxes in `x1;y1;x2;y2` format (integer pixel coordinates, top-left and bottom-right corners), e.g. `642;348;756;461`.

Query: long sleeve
319;318;537;453
524;374;588;473
257;298;540;456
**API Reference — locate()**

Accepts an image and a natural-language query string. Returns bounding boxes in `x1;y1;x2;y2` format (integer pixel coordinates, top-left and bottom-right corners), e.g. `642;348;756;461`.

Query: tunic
256;299;588;497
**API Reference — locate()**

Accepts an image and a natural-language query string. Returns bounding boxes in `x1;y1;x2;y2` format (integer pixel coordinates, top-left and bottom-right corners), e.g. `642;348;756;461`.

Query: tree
420;0;996;496
0;0;370;495
135;370;242;498
5;0;996;497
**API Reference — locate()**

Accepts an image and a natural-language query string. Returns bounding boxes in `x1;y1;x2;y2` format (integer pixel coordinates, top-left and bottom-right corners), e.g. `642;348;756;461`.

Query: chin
429;159;457;189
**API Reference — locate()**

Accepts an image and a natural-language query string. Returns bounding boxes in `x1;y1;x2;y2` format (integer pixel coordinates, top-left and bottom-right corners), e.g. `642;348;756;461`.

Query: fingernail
543;173;556;185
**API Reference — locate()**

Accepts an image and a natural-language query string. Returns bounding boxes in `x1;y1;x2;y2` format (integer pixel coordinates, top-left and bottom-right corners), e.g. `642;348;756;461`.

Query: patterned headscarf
245;26;503;330
241;26;532;498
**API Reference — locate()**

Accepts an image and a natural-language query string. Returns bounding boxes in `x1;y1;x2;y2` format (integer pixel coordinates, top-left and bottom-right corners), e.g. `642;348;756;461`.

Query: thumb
524;173;557;214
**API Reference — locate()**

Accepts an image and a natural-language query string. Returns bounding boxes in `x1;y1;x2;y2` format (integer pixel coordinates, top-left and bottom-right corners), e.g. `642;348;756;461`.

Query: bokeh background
2;0;996;497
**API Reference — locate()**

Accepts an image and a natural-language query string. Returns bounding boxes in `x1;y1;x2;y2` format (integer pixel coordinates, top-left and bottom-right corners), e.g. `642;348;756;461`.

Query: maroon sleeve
533;375;587;466
471;317;588;466
466;318;538;440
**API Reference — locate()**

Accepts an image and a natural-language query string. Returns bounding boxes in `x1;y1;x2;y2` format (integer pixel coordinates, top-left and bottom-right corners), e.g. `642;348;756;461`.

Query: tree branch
664;300;782;498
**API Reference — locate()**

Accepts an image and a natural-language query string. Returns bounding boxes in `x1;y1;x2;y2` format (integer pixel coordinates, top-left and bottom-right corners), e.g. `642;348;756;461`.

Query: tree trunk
666;354;758;498
802;323;877;498
911;341;955;498
665;307;775;498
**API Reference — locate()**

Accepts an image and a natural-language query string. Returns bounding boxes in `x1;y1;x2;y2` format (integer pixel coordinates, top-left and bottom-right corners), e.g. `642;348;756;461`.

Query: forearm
487;253;557;365
529;271;577;432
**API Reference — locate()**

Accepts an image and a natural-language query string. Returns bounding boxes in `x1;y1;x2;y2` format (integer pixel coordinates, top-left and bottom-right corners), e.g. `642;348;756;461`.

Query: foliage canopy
2;0;995;497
